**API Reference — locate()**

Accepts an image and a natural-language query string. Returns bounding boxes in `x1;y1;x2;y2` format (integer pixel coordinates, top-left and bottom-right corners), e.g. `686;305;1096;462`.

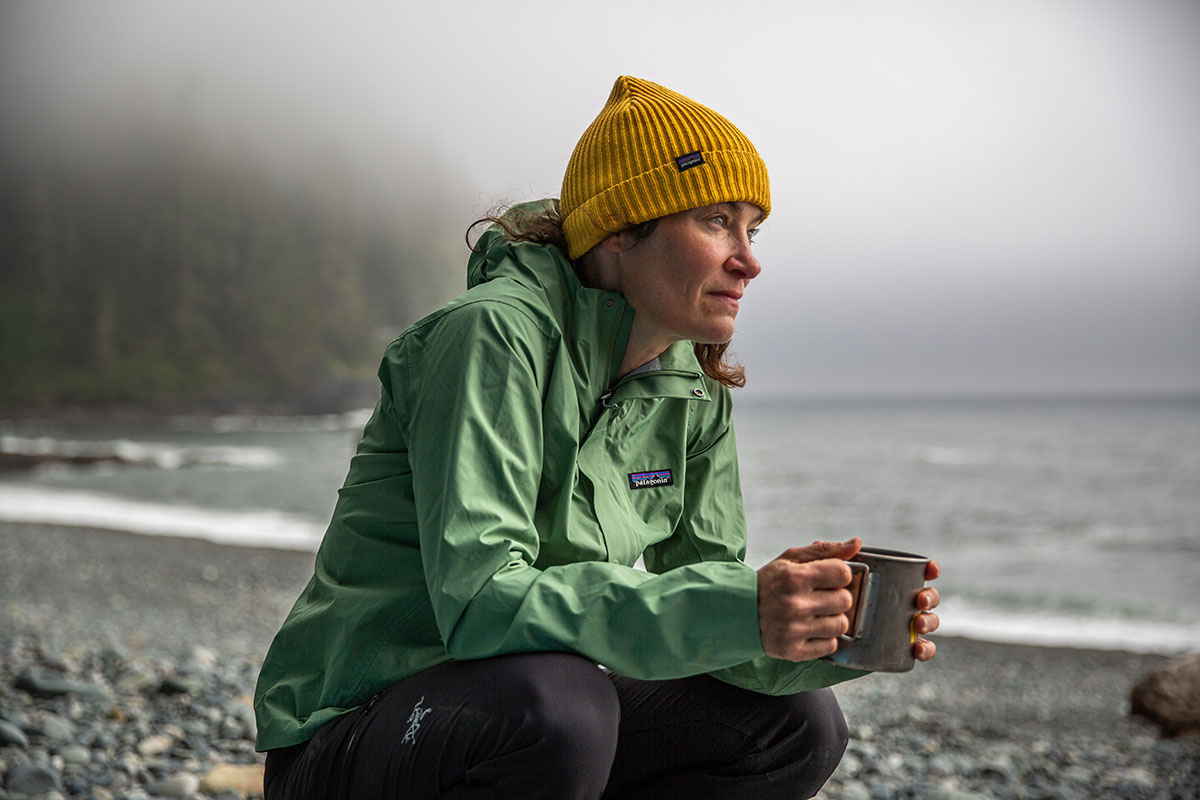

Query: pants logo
402;696;433;744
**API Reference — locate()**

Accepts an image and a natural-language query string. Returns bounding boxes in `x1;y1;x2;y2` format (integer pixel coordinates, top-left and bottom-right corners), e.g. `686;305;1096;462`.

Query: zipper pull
599;390;614;408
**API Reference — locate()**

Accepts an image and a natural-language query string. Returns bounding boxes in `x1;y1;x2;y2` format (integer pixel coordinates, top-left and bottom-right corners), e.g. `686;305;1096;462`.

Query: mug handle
841;561;871;641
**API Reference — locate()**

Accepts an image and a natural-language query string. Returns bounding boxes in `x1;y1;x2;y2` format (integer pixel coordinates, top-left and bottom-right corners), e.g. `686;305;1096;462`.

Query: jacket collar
467;203;709;405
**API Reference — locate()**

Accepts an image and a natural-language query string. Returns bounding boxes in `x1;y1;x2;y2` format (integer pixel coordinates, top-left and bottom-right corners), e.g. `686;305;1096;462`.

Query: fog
3;0;1198;397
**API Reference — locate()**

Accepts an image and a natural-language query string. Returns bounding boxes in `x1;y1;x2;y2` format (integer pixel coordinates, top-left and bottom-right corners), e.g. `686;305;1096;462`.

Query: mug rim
854;546;929;563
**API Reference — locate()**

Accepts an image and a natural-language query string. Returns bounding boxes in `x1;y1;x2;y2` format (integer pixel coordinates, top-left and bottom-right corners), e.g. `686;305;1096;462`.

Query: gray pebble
978;752;1018;779
58;743;91;765
225;698;257;739
179;719;209;737
155;771;201;798
925;789;993;800
836;780;872;800
158;674;205;695
4;763;61;794
115;666;159;694
219;716;245;739
926;754;957;777
1059;765;1095;785
15;667;110;699
1113;766;1157;791
0;718;30;748
36;713;78;741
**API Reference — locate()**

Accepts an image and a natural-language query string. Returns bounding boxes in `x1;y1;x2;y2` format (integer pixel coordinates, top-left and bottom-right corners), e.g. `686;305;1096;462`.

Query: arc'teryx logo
628;469;673;490
402;696;432;745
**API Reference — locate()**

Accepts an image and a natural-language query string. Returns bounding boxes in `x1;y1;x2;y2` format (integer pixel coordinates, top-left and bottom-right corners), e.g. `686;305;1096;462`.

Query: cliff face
0;132;462;414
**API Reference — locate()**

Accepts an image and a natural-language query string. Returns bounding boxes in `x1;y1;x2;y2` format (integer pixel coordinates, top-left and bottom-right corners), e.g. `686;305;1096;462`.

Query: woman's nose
728;238;762;280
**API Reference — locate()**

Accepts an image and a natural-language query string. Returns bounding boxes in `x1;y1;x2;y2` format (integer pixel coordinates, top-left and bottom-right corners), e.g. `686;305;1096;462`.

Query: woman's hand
757;538;863;662
758;538;942;664
913;560;941;662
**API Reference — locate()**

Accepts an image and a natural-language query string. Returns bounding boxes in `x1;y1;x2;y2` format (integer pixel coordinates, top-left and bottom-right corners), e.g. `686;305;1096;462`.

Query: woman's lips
709;290;743;309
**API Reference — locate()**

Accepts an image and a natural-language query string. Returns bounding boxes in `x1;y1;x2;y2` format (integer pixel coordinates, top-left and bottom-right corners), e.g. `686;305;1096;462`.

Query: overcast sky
4;0;1198;397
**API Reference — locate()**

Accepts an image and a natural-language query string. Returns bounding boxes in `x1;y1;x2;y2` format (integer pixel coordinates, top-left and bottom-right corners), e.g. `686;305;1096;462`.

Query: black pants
264;652;848;800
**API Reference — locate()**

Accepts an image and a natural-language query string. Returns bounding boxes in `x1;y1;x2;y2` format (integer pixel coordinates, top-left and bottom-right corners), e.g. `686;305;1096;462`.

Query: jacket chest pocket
577;405;685;566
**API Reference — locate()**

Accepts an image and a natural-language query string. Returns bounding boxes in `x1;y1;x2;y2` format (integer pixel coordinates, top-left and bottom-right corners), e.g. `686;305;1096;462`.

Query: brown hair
467;202;746;389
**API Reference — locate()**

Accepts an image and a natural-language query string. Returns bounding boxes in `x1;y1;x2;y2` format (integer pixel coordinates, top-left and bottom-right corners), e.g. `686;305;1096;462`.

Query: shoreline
3;521;1198;796
1;519;1190;659
1;520;1190;663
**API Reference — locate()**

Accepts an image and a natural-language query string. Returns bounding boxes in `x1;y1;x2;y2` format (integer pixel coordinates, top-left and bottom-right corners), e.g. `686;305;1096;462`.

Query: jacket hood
467;200;574;293
464;200;705;383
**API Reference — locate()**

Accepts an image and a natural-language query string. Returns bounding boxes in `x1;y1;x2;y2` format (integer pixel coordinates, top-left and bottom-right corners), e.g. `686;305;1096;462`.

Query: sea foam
0;485;322;551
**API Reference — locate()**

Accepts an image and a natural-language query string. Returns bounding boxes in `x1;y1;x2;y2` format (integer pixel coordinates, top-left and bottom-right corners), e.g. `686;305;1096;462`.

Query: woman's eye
709;214;727;228
747;228;759;243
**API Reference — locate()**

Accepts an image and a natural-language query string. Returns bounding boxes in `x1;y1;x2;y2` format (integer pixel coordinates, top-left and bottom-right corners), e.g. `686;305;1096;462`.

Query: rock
835;780;872;800
155;772;201;798
5;763;61;794
221;716;246;739
64;775;90;794
978;750;1022;780
59;743;92;765
159;674;206;695
36;714;78;743
136;733;175;757
199;762;265;795
926;754;957;777
180;719;210;736
115;666;159;694
925;789;993;800
1112;766;1157;791
0;718;30;747
1060;765;1095;785
14;667;110;699
226;698;258;740
1130;653;1200;737
190;644;219;670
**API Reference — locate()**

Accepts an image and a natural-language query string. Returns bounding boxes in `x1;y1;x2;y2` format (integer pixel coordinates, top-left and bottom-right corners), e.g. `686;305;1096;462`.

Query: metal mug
820;546;930;672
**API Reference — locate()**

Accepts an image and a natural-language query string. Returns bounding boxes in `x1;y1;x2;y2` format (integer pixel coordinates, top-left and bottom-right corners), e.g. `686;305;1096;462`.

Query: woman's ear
597;231;633;254
577;241;622;292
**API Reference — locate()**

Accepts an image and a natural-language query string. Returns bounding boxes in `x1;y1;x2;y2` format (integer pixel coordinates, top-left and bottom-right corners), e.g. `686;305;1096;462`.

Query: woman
254;75;940;800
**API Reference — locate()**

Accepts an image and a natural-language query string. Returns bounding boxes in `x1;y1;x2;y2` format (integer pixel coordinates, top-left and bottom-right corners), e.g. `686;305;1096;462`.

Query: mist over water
3;0;1198;399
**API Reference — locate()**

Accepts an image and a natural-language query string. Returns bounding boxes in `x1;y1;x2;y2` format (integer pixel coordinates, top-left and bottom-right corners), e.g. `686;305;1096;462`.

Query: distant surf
1;434;282;470
0;485;323;551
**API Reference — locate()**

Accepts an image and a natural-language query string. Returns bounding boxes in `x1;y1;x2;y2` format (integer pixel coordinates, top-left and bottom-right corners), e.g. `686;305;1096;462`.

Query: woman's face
612;202;764;354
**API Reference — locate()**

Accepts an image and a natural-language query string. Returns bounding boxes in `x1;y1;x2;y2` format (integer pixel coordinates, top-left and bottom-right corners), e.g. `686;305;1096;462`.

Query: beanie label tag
674;151;705;172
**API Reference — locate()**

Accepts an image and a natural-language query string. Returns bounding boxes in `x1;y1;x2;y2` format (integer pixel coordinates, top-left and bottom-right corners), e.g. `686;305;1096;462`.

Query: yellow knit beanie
560;75;771;260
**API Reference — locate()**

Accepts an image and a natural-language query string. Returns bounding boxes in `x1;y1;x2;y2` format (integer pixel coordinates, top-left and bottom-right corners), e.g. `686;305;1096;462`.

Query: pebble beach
2;521;1197;799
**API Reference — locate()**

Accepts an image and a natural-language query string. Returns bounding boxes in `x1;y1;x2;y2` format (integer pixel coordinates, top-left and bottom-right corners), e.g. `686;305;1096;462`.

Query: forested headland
0;123;465;415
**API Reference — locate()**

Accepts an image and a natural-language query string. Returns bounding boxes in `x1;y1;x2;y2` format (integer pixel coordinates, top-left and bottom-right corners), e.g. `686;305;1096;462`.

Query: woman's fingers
758;556;860;661
912;611;939;635
916;586;940;611
913;637;937;661
924;559;941;581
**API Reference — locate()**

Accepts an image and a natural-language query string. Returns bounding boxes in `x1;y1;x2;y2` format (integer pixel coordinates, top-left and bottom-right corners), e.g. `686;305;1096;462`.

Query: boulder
1130;653;1200;737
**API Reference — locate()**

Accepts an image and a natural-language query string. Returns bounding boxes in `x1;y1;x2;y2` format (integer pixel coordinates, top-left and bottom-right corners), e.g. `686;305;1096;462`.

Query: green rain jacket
253;213;863;750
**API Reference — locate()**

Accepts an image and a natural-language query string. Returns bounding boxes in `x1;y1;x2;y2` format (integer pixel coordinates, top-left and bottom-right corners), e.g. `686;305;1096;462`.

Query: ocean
2;395;1197;655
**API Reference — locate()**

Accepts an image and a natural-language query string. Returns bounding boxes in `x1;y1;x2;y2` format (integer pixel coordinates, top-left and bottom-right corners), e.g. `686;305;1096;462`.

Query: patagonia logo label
674;151;704;172
629;469;674;490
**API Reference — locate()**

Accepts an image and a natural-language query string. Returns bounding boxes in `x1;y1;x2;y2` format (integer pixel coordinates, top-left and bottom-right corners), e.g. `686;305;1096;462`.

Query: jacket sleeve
393;300;768;680
642;391;868;694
